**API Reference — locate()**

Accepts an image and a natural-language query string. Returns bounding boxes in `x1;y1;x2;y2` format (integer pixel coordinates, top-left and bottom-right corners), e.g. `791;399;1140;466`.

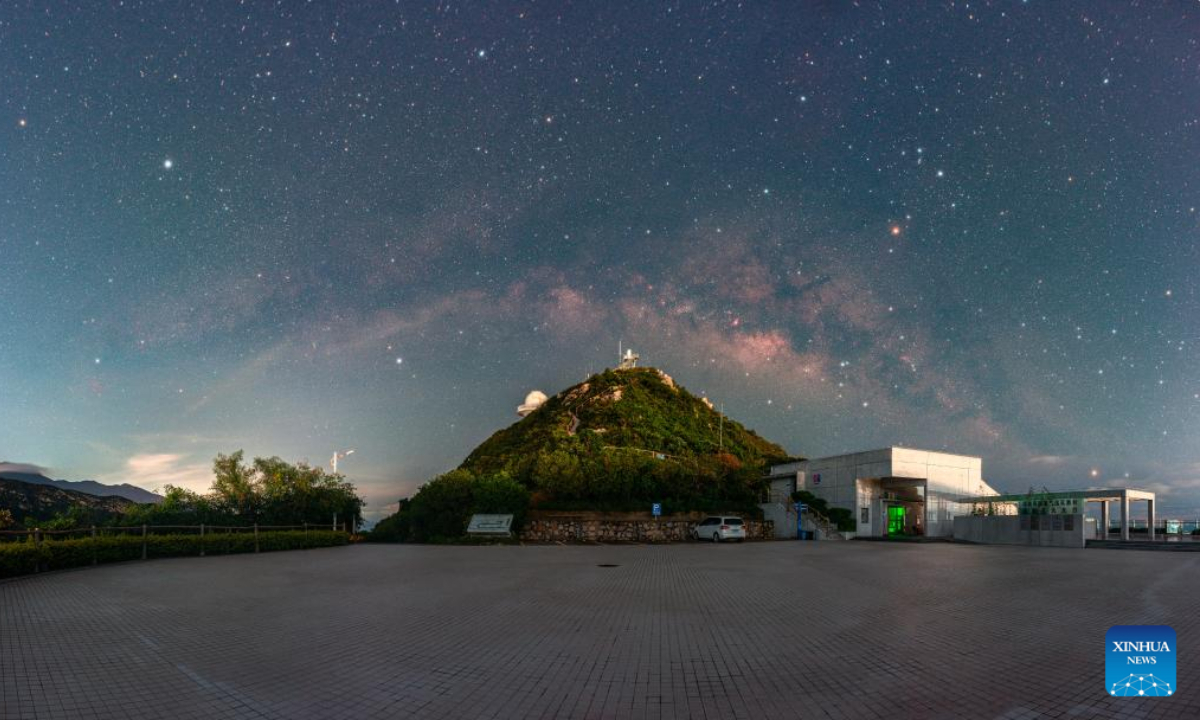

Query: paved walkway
2;542;1198;719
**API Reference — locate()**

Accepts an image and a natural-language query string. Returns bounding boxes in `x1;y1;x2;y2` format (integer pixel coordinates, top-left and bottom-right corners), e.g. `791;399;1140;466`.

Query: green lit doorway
887;506;905;536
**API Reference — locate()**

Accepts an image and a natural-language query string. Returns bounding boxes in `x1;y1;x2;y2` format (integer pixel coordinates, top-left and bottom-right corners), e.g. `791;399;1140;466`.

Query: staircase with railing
764;492;847;541
801;507;846;541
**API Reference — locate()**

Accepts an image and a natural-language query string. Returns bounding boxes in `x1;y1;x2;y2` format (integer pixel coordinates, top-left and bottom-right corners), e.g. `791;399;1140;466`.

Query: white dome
517;390;548;417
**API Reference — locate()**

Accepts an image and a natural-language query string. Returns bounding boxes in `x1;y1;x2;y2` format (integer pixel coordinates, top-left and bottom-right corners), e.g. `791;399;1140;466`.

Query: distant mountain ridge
0;477;138;529
0;464;162;504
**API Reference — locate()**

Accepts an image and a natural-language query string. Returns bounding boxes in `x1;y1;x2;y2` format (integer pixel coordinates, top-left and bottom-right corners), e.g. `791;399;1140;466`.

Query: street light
330;448;356;474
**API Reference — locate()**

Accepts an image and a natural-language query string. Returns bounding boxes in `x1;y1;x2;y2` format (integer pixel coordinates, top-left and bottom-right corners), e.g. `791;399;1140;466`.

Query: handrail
764;498;847;540
802;508;845;540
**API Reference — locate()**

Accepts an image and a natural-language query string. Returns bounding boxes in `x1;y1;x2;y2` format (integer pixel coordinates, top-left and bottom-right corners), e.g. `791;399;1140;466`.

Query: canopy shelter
957;488;1156;541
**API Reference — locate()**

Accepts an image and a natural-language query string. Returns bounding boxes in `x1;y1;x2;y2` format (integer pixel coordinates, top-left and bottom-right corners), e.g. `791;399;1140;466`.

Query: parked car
692;516;746;542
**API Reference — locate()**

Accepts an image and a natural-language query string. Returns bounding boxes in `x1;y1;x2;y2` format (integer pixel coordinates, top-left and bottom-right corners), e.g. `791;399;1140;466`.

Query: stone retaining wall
520;511;773;543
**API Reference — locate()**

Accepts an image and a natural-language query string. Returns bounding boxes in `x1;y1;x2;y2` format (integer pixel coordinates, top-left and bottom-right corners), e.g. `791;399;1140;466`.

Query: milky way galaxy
2;3;1198;521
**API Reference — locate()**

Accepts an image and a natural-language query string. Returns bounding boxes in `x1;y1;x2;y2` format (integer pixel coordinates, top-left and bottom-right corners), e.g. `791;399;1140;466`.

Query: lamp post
330;448;356;474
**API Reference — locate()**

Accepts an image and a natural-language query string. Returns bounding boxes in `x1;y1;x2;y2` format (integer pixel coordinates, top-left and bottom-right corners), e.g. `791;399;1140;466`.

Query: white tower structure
618;347;640;369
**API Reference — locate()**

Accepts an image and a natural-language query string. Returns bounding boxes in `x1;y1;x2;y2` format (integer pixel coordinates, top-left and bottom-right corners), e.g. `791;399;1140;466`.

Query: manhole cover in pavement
597;564;620;568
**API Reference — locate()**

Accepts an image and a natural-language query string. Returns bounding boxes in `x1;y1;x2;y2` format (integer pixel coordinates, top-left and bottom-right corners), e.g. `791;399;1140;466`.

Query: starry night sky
2;2;1198;522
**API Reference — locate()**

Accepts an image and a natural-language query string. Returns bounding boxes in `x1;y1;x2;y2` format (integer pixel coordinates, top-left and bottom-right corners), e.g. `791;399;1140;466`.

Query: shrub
826;507;856;532
790;490;829;515
366;500;411;543
376;471;532;543
0;530;348;579
472;474;530;529
406;470;478;542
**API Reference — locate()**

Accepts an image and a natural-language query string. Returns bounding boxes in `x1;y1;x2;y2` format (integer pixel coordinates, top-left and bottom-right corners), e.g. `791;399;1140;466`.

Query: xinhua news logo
1106;625;1176;697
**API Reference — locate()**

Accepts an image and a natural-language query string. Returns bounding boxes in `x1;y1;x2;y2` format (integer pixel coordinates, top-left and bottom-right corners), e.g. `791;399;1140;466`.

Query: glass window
724;519;744;526
860;507;869;524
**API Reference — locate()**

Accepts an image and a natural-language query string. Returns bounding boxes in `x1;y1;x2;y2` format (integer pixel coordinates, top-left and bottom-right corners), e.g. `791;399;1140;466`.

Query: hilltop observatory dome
517;390;548;417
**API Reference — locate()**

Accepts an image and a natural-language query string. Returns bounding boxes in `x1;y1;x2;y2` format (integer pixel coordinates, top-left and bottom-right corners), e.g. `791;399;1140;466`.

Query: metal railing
764;498;847;541
801;508;845;541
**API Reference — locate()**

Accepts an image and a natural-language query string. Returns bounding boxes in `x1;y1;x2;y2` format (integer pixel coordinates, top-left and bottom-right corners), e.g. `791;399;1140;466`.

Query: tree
472;473;530;529
368;499;411;542
373;470;531;543
128;451;364;529
407;469;477;542
212;451;259;519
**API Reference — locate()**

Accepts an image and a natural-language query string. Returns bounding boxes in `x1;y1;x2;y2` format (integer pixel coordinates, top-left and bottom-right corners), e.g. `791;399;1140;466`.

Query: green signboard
1017;491;1084;515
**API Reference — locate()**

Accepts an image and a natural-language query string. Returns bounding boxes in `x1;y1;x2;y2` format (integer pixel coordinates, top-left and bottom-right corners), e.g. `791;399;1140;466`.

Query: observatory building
767;447;1003;539
517;390;547;417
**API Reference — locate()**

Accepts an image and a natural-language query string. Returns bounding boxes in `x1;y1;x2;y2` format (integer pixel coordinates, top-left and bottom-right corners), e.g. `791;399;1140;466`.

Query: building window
860;507;869;524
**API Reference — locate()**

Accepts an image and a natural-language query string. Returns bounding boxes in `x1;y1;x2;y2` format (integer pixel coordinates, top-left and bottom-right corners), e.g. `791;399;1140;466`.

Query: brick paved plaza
2;541;1198;719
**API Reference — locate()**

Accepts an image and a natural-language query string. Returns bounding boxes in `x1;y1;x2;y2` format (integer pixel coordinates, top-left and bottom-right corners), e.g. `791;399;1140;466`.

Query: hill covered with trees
373;367;801;542
463;367;792;478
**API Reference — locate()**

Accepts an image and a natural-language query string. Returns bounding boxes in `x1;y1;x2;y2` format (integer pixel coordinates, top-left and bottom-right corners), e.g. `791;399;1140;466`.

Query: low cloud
103;453;213;494
0;461;50;477
1027;455;1072;466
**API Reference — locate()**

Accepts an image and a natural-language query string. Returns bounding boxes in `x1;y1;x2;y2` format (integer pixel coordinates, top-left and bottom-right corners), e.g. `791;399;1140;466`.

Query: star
163;158;174;170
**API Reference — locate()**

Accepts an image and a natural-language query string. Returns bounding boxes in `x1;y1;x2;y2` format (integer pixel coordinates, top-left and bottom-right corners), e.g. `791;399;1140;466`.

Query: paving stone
1;543;1198;719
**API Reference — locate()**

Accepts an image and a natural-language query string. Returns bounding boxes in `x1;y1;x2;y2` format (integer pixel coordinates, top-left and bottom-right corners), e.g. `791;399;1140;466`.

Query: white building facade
768;447;1002;539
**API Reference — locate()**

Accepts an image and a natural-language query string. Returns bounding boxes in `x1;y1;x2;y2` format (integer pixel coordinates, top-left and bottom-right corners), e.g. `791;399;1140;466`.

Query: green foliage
39;506;96;531
0;509;11;529
372;367;798;540
791;490;856;532
373;470;531;543
450;368;791;515
123;452;364;529
463;368;797;479
826;507;856;532
472;473;531;527
366;500;411;542
405;469;477;542
0;478;134;530
791;490;828;515
0;530;348;579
